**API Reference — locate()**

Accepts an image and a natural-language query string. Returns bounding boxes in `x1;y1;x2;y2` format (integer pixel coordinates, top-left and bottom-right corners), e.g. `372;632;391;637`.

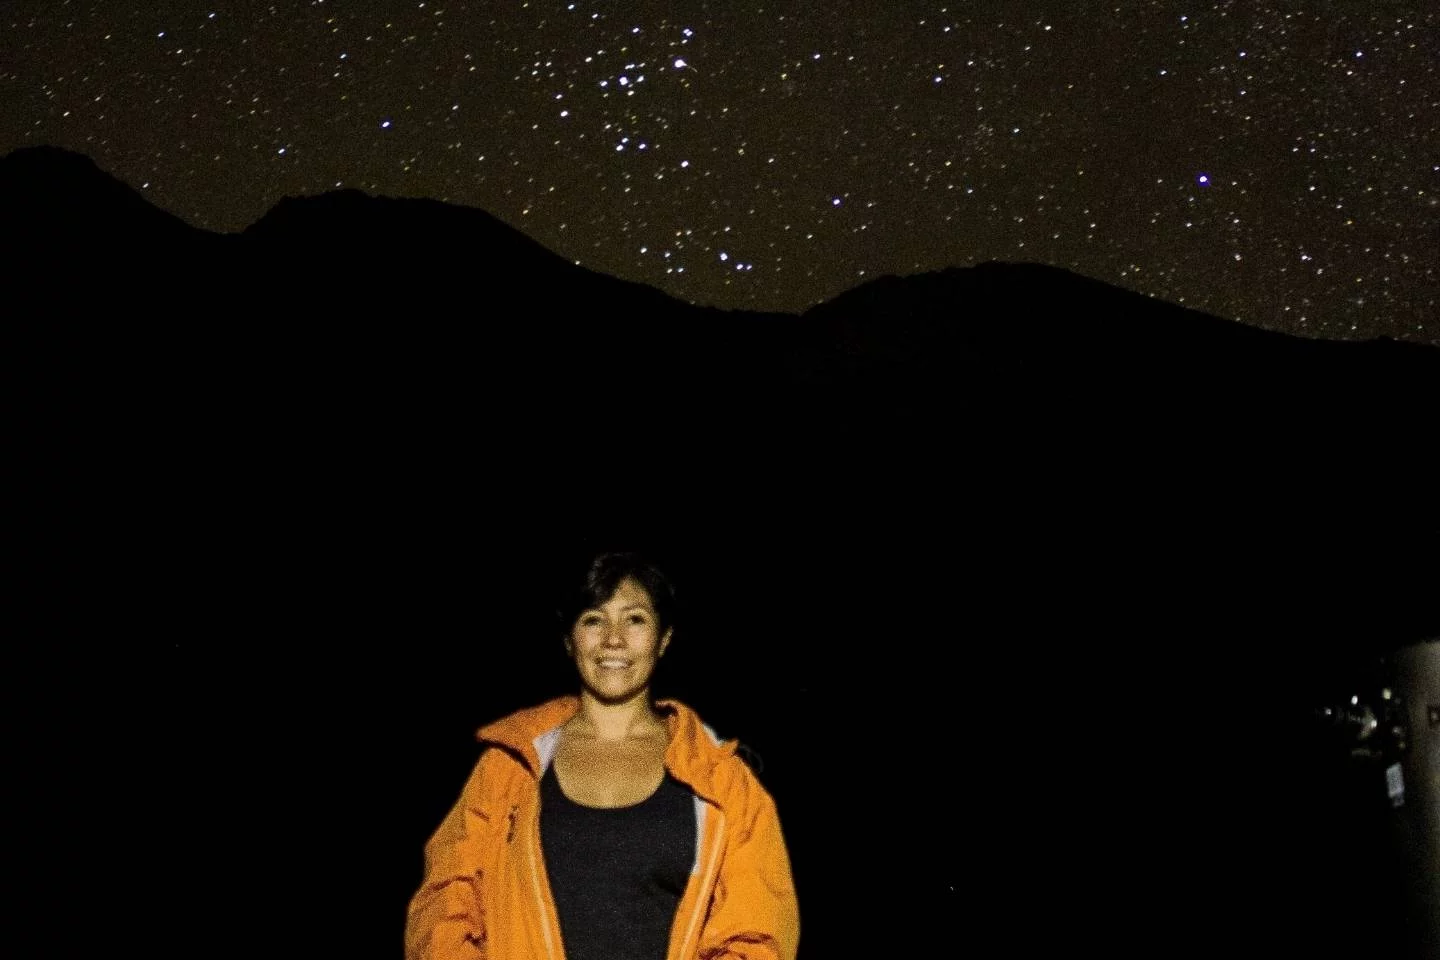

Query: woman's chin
584;677;648;704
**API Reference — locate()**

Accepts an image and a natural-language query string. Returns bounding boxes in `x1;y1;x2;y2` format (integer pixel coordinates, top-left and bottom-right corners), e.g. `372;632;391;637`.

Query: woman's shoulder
461;741;526;796
663;701;778;807
717;742;773;794
458;696;581;798
476;696;579;747
731;739;766;776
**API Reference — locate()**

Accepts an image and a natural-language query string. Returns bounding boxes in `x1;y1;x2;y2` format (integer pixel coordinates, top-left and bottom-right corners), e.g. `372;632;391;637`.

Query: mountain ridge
6;145;1436;658
7;145;1432;354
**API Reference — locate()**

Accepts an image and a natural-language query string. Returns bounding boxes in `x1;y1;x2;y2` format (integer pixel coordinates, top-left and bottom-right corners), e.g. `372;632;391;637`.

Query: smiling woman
405;552;800;960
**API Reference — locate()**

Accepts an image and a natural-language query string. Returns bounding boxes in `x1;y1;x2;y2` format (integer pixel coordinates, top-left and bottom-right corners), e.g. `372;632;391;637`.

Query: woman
404;552;800;960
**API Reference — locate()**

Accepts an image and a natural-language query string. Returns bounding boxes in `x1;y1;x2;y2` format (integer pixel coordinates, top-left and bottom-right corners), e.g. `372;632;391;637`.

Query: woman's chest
553;738;668;808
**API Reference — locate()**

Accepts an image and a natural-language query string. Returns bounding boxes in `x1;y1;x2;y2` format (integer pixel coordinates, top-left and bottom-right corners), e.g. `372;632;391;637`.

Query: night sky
3;2;1436;344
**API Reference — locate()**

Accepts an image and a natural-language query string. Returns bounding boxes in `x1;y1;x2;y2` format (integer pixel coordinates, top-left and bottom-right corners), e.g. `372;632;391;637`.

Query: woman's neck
570;690;666;742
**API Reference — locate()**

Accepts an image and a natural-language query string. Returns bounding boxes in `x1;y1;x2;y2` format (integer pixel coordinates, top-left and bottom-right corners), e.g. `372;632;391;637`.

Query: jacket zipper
674;808;726;960
525;801;559;960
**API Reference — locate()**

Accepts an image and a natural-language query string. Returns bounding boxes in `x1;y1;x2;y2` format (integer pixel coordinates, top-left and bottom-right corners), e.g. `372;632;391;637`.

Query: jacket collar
476;695;738;805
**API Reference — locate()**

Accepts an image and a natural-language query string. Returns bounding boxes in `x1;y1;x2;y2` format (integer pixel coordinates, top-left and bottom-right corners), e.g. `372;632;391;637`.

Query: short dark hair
558;552;677;638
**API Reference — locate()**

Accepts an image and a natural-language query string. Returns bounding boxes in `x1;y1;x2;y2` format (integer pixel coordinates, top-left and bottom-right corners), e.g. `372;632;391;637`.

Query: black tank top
539;759;697;960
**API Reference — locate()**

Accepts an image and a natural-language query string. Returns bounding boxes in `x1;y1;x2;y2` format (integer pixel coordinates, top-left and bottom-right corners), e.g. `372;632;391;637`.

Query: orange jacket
405;697;800;960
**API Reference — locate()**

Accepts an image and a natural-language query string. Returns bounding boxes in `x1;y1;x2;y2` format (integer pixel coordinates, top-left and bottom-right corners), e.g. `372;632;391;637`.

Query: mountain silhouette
0;145;201;249
5;145;1436;684
5;144;1430;386
6;144;1434;651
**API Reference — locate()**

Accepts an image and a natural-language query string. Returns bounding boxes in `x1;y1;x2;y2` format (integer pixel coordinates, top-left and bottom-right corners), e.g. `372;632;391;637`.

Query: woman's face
568;577;672;704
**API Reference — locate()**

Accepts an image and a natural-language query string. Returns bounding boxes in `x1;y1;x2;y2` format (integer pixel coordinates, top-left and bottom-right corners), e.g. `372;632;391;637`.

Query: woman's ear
659;628;673;657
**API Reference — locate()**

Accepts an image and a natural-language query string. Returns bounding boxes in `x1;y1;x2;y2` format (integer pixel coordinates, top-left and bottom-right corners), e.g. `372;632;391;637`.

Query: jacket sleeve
404;752;498;960
696;769;801;960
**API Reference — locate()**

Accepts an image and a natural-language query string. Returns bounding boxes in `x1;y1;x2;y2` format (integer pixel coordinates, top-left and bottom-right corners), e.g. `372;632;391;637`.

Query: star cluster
3;1;1436;342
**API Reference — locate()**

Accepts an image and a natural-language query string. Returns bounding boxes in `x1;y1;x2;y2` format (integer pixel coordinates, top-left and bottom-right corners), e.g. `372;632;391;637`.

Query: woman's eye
628;614;646;624
580;615;602;626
